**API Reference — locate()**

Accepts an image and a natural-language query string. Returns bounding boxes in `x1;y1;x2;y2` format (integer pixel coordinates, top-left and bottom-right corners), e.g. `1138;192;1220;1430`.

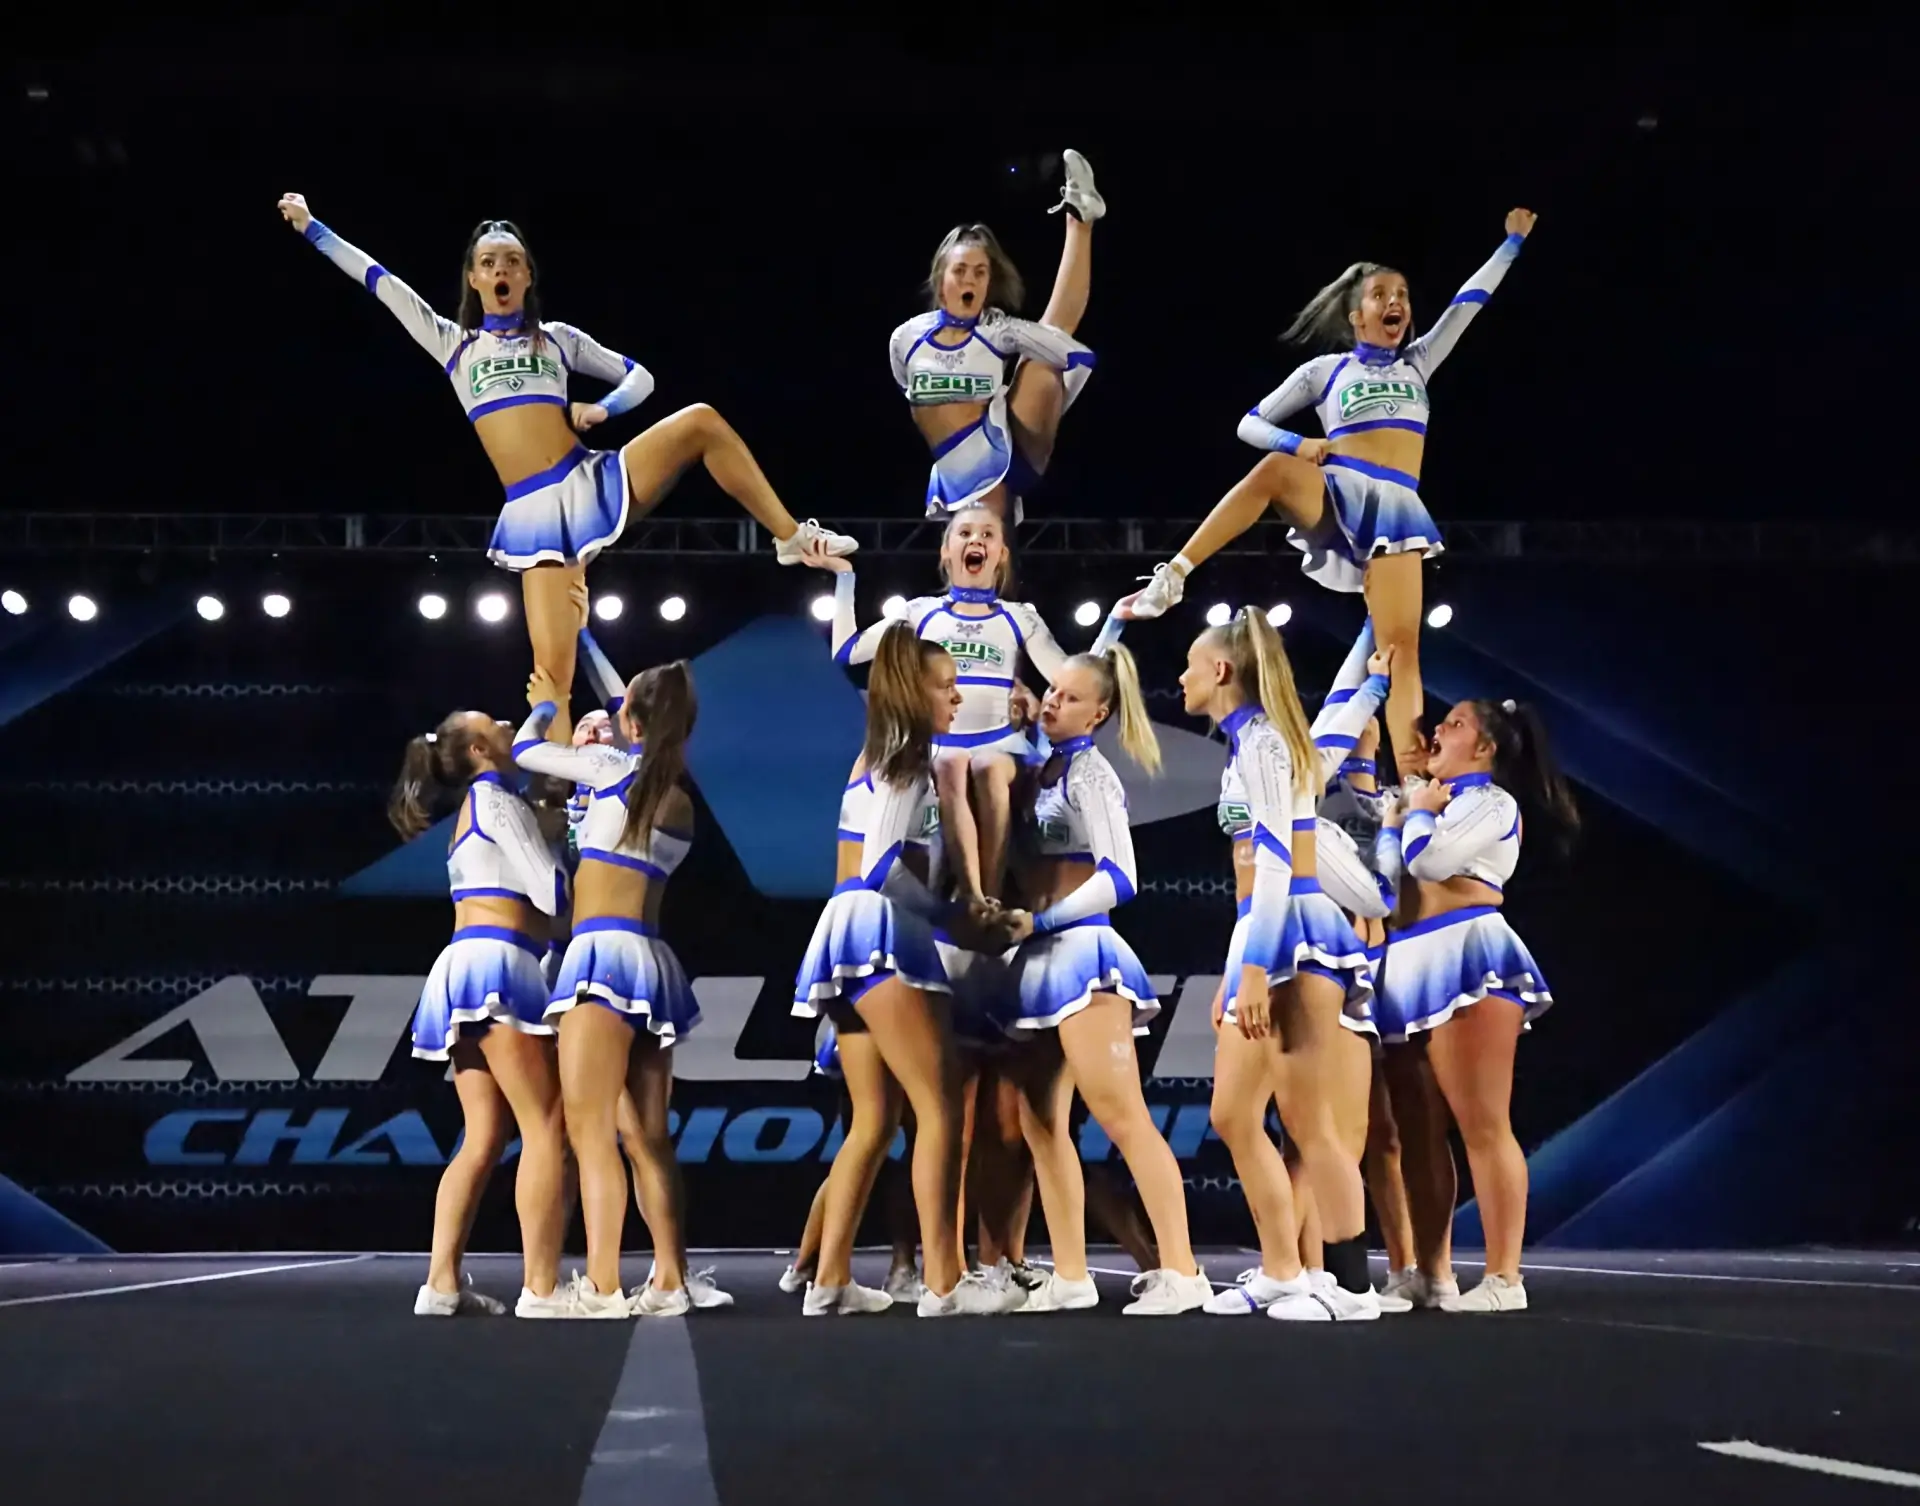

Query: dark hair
1280;261;1411;351
1467;699;1580;856
925;223;1026;314
388;712;487;840
863;624;948;787
618;662;698;851
456;219;545;343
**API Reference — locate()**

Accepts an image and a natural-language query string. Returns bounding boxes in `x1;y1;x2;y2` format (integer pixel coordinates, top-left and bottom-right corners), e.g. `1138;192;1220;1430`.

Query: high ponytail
1470;698;1580;857
387;711;481;840
1280;259;1406;351
863;623;944;786
1202;609;1318;797
1066;646;1161;775
618;662;697;851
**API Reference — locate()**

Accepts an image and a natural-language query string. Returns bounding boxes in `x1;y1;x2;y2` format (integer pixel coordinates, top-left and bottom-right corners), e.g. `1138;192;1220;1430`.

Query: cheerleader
998;646;1213;1316
277;194;856;743
510;650;700;1318
889;152;1103;525
1188;611;1382;1320
806;506;1066;900
1119;211;1538;775
388;713;571;1319
1373;697;1578;1312
791;624;1019;1316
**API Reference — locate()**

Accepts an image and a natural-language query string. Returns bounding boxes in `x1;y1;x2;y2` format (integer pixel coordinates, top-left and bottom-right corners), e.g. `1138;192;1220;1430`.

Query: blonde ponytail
1104;645;1161;775
1238;608;1319;798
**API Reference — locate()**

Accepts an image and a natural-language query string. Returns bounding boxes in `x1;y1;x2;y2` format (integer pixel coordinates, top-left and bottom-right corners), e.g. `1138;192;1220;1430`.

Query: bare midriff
1327;428;1425;483
570;861;665;930
1393;873;1503;930
474;404;589;490
453;893;546;938
1023;855;1095;917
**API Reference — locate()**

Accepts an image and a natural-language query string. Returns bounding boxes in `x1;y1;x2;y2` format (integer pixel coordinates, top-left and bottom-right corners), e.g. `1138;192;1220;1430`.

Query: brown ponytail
863;623;945;786
618;661;698;851
387;712;482;840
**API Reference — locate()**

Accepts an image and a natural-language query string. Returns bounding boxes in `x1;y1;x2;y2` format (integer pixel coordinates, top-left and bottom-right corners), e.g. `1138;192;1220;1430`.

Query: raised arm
1402;210;1535;379
511;701;634;789
1403;784;1520;883
1311;626;1391;777
1237;356;1339;454
1033;755;1138;933
826;571;904;667
279;195;462;365
546;322;655;419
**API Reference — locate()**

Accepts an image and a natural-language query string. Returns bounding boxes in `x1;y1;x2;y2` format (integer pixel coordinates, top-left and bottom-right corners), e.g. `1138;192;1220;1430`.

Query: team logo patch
909;371;997;404
941;638;1006;671
1337;378;1424;422
471;353;562;399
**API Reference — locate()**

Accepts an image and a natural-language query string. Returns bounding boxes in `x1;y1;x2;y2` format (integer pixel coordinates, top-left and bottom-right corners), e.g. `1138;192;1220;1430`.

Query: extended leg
1363;551;1427;775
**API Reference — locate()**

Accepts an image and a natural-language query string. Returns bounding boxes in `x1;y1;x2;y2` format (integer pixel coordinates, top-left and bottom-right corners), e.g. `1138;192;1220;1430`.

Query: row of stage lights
2;587;1457;632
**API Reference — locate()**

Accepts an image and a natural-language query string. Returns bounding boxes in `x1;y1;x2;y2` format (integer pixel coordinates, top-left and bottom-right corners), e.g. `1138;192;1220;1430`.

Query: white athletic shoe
918;1270;1019;1317
413;1277;506;1317
1016;1271;1100;1313
802;1280;895;1316
517;1272;629;1320
1050;148;1106;223
649;1261;732;1309
1204;1267;1311;1316
1121;1267;1212;1316
1377;1265;1420;1311
1407;1269;1461;1309
774;519;859;565
629;1281;693;1317
1276;1268;1379;1321
884;1263;924;1304
1116;563;1186;622
778;1263;810;1294
1007;1259;1046;1293
513;1284;578;1320
1441;1273;1528;1313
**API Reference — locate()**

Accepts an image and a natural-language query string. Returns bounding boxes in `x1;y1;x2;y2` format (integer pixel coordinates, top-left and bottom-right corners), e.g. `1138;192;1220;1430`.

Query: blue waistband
1289;875;1323;896
1236;896;1252;919
579;847;669;881
1388;904;1500;942
571;916;660;939
450;925;545;955
504;445;591;501
933;724;1021;750
1324;453;1422;492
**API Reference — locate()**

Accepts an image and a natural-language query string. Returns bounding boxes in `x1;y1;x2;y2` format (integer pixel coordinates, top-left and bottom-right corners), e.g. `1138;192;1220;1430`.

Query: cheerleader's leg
1209;1019;1302;1280
621;1038;685;1292
1011;1037;1088;1283
425;1037;513;1299
1364;1058;1418;1274
1426;997;1527;1283
1383;1041;1458;1286
967;750;1020;902
1363;550;1428;774
476;1025;569;1299
521;562;587;744
812;1029;900;1290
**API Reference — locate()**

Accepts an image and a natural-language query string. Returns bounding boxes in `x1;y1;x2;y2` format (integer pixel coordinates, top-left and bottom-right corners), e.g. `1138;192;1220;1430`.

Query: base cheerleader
278;194;857;742
1119;210;1537;776
1374;697;1578;1311
389;712;571;1318
890;152;1104;524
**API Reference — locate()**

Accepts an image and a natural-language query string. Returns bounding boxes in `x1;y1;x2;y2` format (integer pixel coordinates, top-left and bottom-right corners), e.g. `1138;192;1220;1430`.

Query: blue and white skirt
1005;919;1158;1033
921;374;1090;523
488;445;630;571
1376;905;1551;1043
412;926;553;1061
1222;884;1377;1036
1288;456;1444;594
544;917;701;1043
940;939;1017;1049
792;887;950;1017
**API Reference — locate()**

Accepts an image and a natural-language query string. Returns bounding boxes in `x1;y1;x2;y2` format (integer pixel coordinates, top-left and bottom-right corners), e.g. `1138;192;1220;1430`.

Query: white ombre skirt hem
543;919;700;1043
1376;905;1551;1043
1005;921;1158;1034
487;445;630;571
792;888;950;1016
1222;889;1377;1036
411;926;553;1061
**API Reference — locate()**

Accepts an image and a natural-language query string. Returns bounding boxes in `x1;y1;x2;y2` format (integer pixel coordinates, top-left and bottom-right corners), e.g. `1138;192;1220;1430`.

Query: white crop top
854;769;952;921
511;707;691;882
830;576;1066;742
446;773;563;914
838;769;940;850
1237;234;1524;458
889;308;1094;407
1025;735;1139;933
1376;774;1522;894
301;220;655;426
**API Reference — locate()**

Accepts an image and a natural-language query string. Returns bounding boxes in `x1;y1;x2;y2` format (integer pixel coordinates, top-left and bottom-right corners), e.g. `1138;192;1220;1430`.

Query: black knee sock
1324;1235;1372;1295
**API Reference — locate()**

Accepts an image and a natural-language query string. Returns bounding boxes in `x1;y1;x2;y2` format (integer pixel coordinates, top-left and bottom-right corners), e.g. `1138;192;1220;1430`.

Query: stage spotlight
1074;600;1101;628
594;594;624;622
881;595;909;621
1267;602;1292;627
658;595;687;623
262;592;291;619
195;595;225;622
1;589;25;616
475;592;510;624
1426;603;1454;629
1204;602;1233;628
68;593;98;622
417;593;449;621
809;594;836;623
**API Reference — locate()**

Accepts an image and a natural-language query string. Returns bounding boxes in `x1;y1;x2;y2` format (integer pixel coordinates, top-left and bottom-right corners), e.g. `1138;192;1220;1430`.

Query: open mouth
1382;312;1405;336
962;545;988;573
493;280;510;302
960;290;975;308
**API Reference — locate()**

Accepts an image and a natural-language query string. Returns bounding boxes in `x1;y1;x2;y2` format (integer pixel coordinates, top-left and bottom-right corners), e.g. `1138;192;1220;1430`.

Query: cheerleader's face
939;244;994;320
573;711;614;748
1350;271;1412;349
923;650;961;736
942;510;1007;590
455;712;516;774
1040;661;1107;743
467;234;532;316
1179;637;1235;719
1427;702;1492;782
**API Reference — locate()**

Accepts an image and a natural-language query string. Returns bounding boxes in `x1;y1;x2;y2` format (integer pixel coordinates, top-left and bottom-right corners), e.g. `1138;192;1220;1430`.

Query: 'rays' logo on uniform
909;372;997;404
1039;817;1072;846
471;354;563;398
919;804;941;839
941;638;1007;671
1337;378;1424;422
1217;800;1251;834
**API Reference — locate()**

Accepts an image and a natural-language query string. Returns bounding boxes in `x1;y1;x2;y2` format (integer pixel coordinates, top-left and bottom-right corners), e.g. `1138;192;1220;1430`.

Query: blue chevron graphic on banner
0;600;187;730
0;1172;113;1256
